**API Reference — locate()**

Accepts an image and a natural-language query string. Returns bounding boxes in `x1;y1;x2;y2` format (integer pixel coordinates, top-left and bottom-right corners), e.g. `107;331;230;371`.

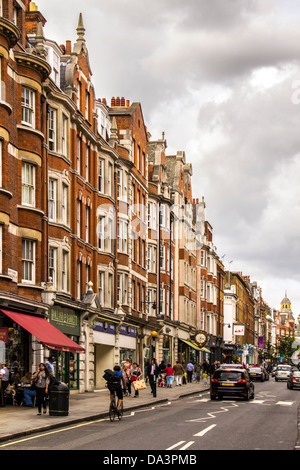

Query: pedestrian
45;355;55;377
173;361;184;386
123;364;132;396
186;361;194;383
203;370;208;385
0;363;9;407
164;363;174;388
32;363;50;415
194;362;202;383
146;358;159;397
131;362;143;398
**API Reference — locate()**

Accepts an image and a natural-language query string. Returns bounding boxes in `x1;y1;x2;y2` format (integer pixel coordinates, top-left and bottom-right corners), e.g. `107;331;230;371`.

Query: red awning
1;309;85;354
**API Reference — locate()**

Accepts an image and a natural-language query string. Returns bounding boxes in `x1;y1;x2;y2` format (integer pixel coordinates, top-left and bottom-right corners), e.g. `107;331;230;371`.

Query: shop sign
50;307;80;336
120;324;137;337
234;325;245;336
94;319;116;335
0;328;8;344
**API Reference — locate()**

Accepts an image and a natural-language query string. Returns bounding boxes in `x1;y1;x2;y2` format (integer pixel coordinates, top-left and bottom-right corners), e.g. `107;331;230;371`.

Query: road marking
194;424;217;436
166;441;186;450
179;441;195;450
276;401;294;406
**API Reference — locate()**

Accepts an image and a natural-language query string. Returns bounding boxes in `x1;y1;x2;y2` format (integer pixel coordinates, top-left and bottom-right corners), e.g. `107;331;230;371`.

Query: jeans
24;389;36;406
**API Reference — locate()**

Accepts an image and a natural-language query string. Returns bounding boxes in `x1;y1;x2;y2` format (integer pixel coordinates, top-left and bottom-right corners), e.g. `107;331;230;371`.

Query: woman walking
164;363;174;388
32;363;50;415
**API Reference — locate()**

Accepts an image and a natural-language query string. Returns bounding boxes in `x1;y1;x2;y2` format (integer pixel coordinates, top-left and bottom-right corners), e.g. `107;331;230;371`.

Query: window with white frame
48;178;57;221
22;162;35;207
77;260;81;300
22;239;35;283
98;215;105;250
85;145;89;182
85;206;90;243
160;287;165;315
76;136;81;173
117;272;129;306
49;246;58;288
62;115;68;156
148;202;157;230
98;158;104;192
62;184;68;225
48;108;57;151
108;162;113;196
0;225;2;274
117;219;128;253
108;273;113;308
21;87;35;127
98;270;104;306
62;250;69;292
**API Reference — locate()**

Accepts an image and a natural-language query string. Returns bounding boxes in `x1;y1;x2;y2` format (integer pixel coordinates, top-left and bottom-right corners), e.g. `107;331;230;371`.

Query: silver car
275;364;292;381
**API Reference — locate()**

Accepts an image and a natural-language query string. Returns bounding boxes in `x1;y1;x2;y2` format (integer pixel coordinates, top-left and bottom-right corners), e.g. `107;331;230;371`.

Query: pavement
0;381;210;444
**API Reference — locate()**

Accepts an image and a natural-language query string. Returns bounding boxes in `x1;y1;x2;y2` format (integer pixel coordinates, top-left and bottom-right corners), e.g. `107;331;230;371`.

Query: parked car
287;370;300;390
210;367;255;401
275;364;292;381
248;366;265;382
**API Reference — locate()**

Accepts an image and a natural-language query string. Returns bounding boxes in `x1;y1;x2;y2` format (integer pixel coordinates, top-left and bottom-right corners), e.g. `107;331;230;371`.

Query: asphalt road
1;378;299;452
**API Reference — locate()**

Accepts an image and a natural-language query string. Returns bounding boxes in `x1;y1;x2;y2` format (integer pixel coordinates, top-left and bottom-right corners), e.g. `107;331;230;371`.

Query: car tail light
293;378;298;382
211;378;219;383
237;379;246;384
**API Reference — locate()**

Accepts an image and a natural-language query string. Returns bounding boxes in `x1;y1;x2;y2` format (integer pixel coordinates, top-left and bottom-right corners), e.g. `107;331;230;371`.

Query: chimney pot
111;97;115;106
116;97;121;106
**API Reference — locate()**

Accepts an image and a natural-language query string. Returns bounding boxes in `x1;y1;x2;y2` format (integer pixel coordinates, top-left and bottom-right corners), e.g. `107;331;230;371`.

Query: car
248;366;265;382
210;367;255;401
275;364;292;381
218;363;245;369
287;370;300;389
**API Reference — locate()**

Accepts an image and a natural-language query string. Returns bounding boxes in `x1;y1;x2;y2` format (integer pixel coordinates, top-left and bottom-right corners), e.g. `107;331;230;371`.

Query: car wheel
243;389;250;401
210;394;216;400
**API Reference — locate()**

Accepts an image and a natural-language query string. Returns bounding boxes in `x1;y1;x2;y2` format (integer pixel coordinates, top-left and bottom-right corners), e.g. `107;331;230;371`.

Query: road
1;378;299;452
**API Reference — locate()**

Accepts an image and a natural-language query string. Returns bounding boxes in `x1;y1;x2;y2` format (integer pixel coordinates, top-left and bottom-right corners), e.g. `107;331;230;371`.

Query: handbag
133;379;146;391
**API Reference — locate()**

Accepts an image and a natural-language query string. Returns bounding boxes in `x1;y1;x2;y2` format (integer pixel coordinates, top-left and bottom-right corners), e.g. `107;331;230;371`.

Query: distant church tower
276;291;295;339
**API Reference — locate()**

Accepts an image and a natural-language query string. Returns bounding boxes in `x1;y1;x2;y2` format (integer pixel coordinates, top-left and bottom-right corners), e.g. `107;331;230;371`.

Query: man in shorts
108;365;126;414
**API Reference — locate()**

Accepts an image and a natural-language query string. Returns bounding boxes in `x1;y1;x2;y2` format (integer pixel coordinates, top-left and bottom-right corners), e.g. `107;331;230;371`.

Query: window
117;273;128;306
108;162;113;196
85;206;90;243
0;140;2;187
48;108;57;151
62;250;69;292
76;137;81;173
117;219;128;253
22;239;35;283
21;87;35;127
98;271;104;306
98;158;104;192
98;216;105;250
62;184;68;225
62;115;68;156
0;225;2;274
76;200;81;238
48;179;57;221
108;273;113;308
49;247;57;288
77;261;81;300
22;163;35;207
85;146;89;182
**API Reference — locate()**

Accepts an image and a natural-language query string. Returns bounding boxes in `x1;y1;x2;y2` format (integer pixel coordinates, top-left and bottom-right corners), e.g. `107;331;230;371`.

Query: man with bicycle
107;365;126;415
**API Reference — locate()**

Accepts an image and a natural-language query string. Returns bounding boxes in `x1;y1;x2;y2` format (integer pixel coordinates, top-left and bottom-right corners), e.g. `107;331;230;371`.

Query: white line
276;401;294;406
166;441;186;450
179;441;195;450
194;424;216;437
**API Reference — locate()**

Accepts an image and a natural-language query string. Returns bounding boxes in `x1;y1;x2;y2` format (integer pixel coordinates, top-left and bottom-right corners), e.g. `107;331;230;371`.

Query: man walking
186;361;194;383
173;361;184;386
146;358;159;397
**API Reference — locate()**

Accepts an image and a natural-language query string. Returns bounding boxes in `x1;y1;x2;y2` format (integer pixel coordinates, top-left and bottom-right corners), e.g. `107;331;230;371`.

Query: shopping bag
133;379;146;391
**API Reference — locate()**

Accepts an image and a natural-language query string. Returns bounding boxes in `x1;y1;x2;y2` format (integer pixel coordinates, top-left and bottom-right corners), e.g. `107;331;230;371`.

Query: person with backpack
105;365;126;415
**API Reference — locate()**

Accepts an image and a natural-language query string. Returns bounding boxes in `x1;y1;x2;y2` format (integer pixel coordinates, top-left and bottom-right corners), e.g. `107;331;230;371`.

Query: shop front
0;308;85;384
178;339;201;366
48;306;83;390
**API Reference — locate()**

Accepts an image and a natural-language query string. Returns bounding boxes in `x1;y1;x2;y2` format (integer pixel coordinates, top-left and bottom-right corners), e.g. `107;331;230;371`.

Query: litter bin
49;382;69;416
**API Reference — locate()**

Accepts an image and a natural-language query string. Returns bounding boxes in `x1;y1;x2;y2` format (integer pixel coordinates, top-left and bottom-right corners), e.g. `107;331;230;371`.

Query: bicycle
107;385;123;421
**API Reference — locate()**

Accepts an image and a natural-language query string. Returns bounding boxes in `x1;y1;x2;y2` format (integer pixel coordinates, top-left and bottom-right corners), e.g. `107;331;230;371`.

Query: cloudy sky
37;0;300;318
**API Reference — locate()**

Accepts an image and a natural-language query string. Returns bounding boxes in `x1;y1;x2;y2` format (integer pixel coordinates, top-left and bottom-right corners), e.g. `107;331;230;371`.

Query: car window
215;371;243;381
293;371;300;377
248;368;260;372
277;366;291;371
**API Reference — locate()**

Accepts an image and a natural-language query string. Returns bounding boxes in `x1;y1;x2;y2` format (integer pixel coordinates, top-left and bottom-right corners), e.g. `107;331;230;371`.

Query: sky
36;0;300;319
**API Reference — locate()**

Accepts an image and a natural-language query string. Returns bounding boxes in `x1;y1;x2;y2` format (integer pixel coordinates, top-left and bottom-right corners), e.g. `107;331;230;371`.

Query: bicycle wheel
109;398;116;421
